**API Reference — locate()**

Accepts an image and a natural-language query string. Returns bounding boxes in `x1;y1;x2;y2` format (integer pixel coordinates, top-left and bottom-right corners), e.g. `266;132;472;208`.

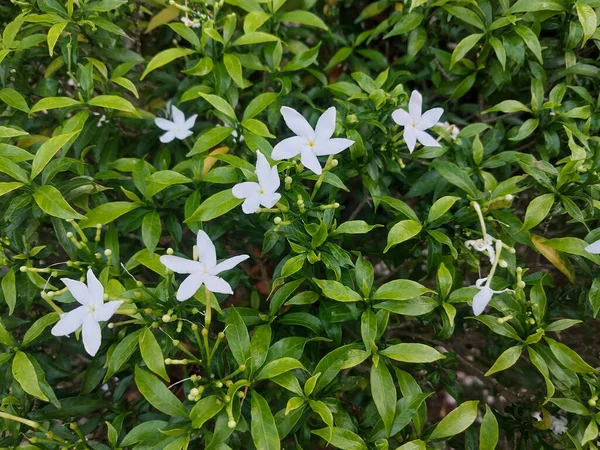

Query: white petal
185;114;198;129
232;182;261;200
174;129;194;140
280;106;314;139
210;254;250;275
472;287;494;316
300;149;322;175
196;230;217;268
160;255;203;274
82;314;102;357
61;278;90;306
154;118;175;131
313;138;354;156
475;277;488;288
272;136;305;160
261;166;280;194
415;130;441;148
241;195;262;214
261;192;281;208
160;131;177;143
409;90;423;121
255;151;271;186
585;240;600;254
392;108;412;126
171;105;186;126
177;272;205;301
51;307;87;336
93;301;123;322
418;107;444;130
86;269;104;308
314;107;336;142
203;275;233;295
404;126;417;153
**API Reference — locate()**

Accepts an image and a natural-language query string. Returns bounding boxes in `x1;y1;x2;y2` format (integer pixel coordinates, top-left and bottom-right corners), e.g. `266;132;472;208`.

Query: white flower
154;105;197;143
181;16;201;28
465;234;496;264
472;277;513;316
585;240;600;254
392;90;443;153
271;106;354;175
160;230;249;301
51;269;122;357
551;416;568;435
436;121;460;140
232;151;281;214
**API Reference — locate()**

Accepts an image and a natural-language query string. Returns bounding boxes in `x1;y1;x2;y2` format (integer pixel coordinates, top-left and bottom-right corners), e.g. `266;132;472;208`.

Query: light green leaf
33;185;86;220
47;22;67;56
88;95;140;117
12;351;49;401
380;343;445;363
190;395;224;428
371;361;396;437
312;427;367;450
1;268;16;315
514;25;543;64
224;53;245;88
188;127;234;156
279;11;328;30
79;202;141;228
313;279;363;302
427;196;460;223
139;327;169;381
255;358;305;380
480;405;499;450
485;345;523;376
233;31;279;46
243;92;278;121
576;2;597;47
429;400;479;440
545;337;595;373
372;279;433;301
384;220;422;252
185;189;242;223
197;93;237;119
450;33;484;69
0;126;28;138
225;307;251;367
520;194;554;231
0;88;29;112
141;47;196;80
251;390;280;450
30;97;83;113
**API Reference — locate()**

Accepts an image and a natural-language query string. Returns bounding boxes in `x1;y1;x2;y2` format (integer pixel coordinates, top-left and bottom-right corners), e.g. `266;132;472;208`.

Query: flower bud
504;194;514;202
588;399;597;407
227;420;237;429
19;266;27;272
165;358;172;365
215;381;223;388
346;114;358;124
190;388;199;397
172;339;180;346
224;395;231;403
136;281;143;288
218;332;225;339
498;259;508;268
192;323;199;331
331;159;338;167
517;281;526;289
104;249;112;257
201;328;209;336
167;248;174;255
225;380;233;387
162;314;171;323
274;217;282;225
239;364;246;371
237;391;245;398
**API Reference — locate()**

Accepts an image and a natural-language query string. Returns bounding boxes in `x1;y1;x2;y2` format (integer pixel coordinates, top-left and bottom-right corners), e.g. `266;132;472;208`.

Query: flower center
259;188;265;195
308;140;315;148
89;305;96;313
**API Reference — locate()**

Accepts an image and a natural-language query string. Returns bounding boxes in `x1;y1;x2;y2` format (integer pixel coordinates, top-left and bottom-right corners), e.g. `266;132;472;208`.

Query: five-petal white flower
232;151;281;214
272;106;354;175
471;277;513;316
585;240;600;254
155;105;197;143
51;269;123;357
392;90;443;153
160;230;249;301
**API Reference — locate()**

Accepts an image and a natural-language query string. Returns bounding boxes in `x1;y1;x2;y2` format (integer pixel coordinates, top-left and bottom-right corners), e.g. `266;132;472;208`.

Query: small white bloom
436;121;460;140
181;16;201;28
51;269;123;357
155;105;197;143
392;90;443;153
471;277;513;316
550;415;568;435
271;106;354;175
465;234;496;264
585;240;600;254
232;151;281;214
160;231;249;301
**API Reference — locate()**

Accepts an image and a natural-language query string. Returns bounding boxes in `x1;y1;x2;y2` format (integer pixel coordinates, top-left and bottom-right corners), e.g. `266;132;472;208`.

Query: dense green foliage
1;0;600;448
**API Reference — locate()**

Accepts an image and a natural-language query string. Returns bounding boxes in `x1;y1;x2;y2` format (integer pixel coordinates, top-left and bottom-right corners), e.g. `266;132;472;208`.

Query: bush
1;0;600;448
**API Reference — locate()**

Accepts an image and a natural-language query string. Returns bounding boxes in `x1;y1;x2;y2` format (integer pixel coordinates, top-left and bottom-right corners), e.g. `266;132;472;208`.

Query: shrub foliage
1;0;600;448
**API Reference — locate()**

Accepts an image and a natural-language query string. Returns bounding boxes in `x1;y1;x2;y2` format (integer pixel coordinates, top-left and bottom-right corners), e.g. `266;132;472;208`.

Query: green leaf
80;202;141;228
139;327;169;381
443;6;485;31
33;185;86;220
484;100;531;114
545;237;600;265
384;220;422;252
489;37;506;71
31;130;80;180
146;170;192;197
380;343;445;363
1;268;16;315
545;337;595;373
427;196;460;223
430;161;479;197
47;22;67;56
168;23;201;49
190;395;224;428
21;313;59;346
514;25;543;64
12;351;49;401
185;190;242;223
507;0;564;13
361;310;377;350
480;405;499;450
333;220;381;235
429;400;479;440
520;194;554;231
30;97;83;113
134;366;188;418
141;48;196;80
313;279;363;302
251;390;280;450
243;93;278;121
233;31;279;46
255;357;305;380
242;118;274;138
450;33;484;69
281;254;306;278
250;324;271;376
88;95;140;117
383;12;424;39
0;126;28;138
224;53;245;88
0;88;29;112
225;307;251;367
312;427;367;450
371;361;396;437
279;11;328;30
188;127;234;156
112;76;139;98
549;398;589;415
576;2;597;46
0;181;24;196
308;400;334;442
141;211;161;254
283;43;321;71
372;280;433;301
485;345;523;376
473;315;522;341
198;93;237;119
